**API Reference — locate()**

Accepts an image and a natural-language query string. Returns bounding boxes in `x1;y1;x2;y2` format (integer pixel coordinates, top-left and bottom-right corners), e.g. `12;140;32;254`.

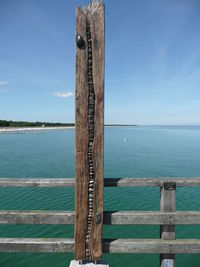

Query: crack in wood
85;18;95;258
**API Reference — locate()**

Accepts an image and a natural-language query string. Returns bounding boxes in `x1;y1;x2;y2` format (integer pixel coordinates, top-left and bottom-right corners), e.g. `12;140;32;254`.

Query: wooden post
75;0;105;261
160;182;176;267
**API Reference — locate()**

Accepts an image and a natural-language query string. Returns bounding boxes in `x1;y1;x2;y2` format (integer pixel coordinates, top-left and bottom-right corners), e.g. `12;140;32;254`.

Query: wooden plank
0;178;75;187
104;178;200;187
1;178;200;188
75;6;89;260
1;211;200;225
1;238;200;254
160;182;176;267
88;1;105;260
103;239;200;254
0;238;74;253
103;211;200;225
75;1;104;261
104;178;162;187
0;211;75;225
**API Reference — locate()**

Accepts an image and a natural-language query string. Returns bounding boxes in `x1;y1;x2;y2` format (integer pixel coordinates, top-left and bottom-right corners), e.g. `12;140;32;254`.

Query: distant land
0;120;74;128
105;124;137;127
0;120;137;128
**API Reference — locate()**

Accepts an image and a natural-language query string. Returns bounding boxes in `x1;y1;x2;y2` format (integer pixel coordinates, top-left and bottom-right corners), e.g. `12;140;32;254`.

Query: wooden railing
0;178;200;266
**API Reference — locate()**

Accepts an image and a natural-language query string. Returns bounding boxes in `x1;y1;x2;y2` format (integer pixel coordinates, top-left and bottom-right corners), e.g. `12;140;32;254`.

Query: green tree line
0;120;75;128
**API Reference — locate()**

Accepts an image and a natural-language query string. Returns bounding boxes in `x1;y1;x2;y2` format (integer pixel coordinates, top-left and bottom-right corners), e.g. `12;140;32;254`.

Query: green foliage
0;120;75;128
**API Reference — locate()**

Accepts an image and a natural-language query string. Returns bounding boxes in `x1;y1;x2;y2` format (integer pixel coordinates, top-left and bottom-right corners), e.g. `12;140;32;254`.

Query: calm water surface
0;126;200;267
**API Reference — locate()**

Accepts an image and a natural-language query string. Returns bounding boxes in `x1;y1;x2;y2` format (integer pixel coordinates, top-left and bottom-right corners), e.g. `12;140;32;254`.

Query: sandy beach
0;126;75;133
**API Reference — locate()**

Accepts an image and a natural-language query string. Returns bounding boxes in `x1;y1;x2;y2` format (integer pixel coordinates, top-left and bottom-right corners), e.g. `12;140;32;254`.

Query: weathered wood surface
103;239;200;254
0;238;74;253
103;211;200;225
0;211;75;225
75;1;104;260
1;238;200;254
0;178;75;187
75;6;89;260
160;183;176;267
104;178;200;187
1;211;200;225
1;178;200;187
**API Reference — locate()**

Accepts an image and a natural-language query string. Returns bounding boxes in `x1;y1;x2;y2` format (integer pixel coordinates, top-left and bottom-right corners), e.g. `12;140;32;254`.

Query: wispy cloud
0;89;7;93
53;91;73;98
0;81;8;86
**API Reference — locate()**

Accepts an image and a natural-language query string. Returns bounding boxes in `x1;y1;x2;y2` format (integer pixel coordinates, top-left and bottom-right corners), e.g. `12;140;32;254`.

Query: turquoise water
0;126;200;266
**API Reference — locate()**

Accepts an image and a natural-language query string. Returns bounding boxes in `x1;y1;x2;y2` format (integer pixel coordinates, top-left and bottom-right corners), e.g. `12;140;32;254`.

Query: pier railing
0;178;200;266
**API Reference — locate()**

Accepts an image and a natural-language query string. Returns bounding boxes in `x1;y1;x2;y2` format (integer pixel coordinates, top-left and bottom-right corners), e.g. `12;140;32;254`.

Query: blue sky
0;0;200;125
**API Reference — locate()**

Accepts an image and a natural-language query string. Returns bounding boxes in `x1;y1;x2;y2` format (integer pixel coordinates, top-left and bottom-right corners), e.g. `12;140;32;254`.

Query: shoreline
0;126;75;133
0;125;139;133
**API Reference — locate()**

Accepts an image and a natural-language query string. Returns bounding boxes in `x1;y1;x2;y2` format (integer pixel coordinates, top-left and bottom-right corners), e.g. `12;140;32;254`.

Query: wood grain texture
0;178;75;187
103;211;200;225
1;211;200;225
160;183;176;267
0;211;75;225
104;178;200;187
0;238;74;253
88;2;105;260
75;1;104;261
103;239;200;254
75;7;89;260
1;178;200;187
1;238;200;254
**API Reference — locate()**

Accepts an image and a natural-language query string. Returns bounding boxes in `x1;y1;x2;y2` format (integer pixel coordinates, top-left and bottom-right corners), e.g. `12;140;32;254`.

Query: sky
0;0;200;125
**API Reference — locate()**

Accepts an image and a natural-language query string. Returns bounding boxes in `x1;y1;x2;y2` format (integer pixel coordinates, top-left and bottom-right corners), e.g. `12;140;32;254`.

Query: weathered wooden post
70;1;105;266
160;182;176;267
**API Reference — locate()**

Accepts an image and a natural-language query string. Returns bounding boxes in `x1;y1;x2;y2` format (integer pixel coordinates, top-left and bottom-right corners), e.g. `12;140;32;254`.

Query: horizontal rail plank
0;239;200;253
1;211;200;225
1;178;200;187
0;178;75;187
103;239;200;254
104;178;200;187
0;238;74;253
0;211;75;225
103;211;200;225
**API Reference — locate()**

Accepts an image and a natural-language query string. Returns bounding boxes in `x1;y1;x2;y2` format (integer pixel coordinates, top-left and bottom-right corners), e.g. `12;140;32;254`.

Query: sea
0;125;200;267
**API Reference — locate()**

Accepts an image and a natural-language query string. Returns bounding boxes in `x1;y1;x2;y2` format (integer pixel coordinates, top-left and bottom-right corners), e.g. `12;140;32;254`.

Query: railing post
74;0;105;264
160;182;176;267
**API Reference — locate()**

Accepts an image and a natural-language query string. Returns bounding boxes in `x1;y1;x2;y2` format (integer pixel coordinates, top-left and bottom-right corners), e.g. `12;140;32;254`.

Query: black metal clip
164;182;176;190
76;34;86;49
95;213;102;224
